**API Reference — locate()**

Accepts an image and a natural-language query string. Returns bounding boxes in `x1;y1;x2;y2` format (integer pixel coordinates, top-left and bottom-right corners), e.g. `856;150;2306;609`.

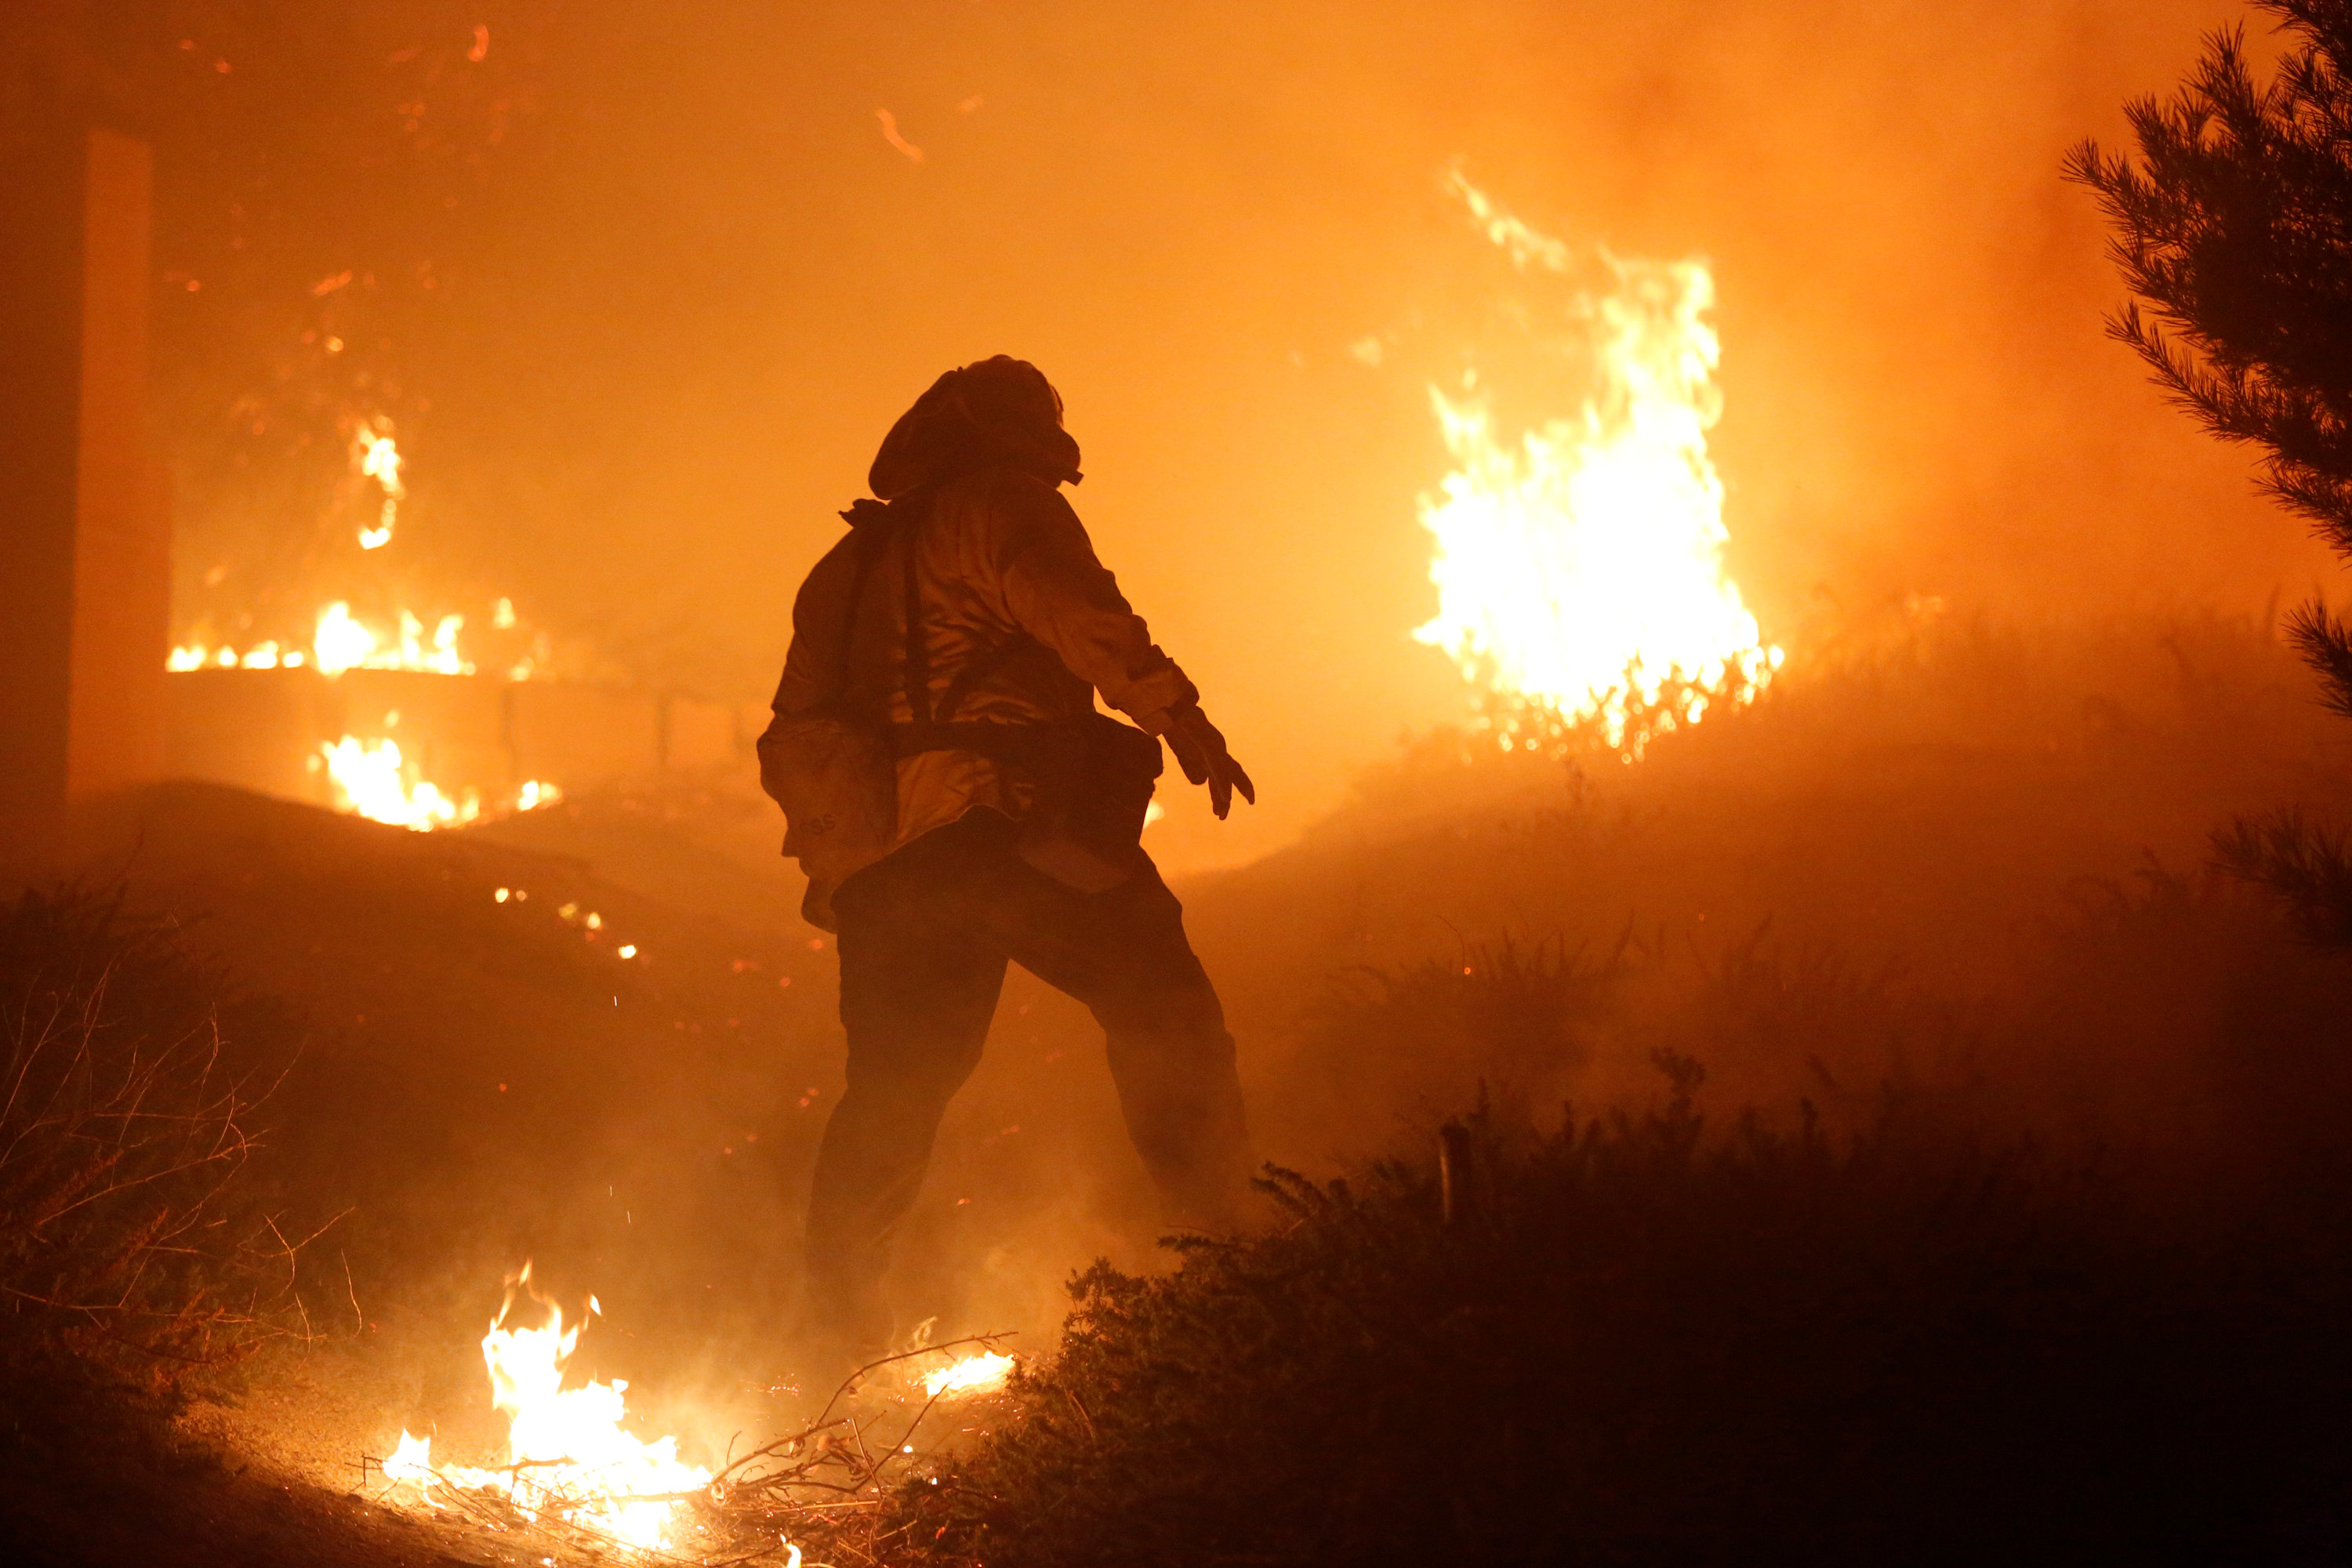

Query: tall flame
1416;175;1780;753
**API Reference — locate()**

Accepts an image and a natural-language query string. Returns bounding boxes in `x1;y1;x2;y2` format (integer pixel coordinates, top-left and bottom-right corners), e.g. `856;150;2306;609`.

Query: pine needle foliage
2067;1;2352;940
890;1076;2339;1566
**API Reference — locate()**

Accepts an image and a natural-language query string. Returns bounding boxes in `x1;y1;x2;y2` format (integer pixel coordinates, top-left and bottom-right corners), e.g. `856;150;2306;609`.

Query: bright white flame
318;737;561;833
320;736;479;830
384;1428;437;1486
1416;176;1781;753
172;597;522;677
385;1266;711;1552
922;1351;1015;1399
313;603;378;677
308;602;477;677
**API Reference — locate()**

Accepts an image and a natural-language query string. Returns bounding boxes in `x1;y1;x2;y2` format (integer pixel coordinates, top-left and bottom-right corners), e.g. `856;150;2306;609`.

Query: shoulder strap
830;514;895;700
901;495;934;726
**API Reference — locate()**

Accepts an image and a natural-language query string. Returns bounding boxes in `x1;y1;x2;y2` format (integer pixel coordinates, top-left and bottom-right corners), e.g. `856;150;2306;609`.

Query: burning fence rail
164;598;763;829
167;411;764;828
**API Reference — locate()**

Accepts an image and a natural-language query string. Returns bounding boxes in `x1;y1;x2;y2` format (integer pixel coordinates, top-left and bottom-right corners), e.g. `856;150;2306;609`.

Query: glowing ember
921;1351;1014;1399
354;418;405;550
386;1265;711;1552
1416;173;1781;754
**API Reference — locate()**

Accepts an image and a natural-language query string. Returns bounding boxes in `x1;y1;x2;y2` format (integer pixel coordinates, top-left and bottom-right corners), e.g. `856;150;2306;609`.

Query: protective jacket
772;461;1195;837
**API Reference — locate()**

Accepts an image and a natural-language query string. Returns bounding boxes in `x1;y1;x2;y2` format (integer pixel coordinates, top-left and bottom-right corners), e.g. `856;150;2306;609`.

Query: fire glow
169;601;503;678
922;1349;1014;1398
385;1266;710;1551
383;1269;1021;1555
174;598;566;830
314;735;562;831
1416;174;1781;755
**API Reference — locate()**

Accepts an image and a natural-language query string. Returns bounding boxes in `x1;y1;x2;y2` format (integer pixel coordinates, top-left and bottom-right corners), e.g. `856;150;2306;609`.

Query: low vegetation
882;853;2352;1566
0;884;312;1394
895;1078;2350;1565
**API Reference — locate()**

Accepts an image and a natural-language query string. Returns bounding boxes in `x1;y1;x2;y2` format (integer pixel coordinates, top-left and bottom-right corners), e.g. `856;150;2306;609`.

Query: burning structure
162;423;759;828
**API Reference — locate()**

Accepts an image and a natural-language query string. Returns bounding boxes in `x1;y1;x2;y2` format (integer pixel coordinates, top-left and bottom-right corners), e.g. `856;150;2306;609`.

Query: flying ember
1416;173;1782;754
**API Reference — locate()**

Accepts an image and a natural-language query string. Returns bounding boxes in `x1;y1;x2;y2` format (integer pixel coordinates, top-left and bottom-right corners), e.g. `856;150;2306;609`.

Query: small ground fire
383;1266;1017;1557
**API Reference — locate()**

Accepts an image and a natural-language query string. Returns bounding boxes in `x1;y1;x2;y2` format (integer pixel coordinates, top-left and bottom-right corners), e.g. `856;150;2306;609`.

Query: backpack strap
900;496;934;728
831;514;894;700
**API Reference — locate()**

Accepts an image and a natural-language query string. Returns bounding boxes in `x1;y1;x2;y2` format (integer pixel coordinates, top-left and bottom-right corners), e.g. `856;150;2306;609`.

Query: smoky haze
170;0;2331;871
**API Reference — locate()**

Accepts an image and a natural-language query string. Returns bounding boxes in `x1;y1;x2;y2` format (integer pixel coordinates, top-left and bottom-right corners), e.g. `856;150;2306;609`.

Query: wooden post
0;122;165;857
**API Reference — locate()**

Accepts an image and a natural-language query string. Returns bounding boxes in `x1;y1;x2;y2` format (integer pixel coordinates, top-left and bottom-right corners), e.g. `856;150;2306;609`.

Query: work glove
1160;700;1256;820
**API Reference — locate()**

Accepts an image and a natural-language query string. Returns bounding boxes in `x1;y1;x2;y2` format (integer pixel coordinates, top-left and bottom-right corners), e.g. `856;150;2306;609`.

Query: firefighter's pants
803;808;1250;1345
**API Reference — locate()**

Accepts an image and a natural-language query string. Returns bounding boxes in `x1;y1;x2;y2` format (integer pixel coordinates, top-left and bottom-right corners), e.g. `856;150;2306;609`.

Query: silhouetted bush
895;1065;2352;1566
0;884;311;1392
1297;934;1625;1136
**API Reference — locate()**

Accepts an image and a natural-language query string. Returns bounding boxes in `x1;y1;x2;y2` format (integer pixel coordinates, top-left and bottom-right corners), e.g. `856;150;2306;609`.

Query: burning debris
1417;174;1783;757
384;1266;711;1552
378;1265;1017;1564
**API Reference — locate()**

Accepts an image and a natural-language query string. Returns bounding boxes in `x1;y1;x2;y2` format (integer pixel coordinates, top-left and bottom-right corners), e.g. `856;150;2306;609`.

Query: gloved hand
1160;701;1256;820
